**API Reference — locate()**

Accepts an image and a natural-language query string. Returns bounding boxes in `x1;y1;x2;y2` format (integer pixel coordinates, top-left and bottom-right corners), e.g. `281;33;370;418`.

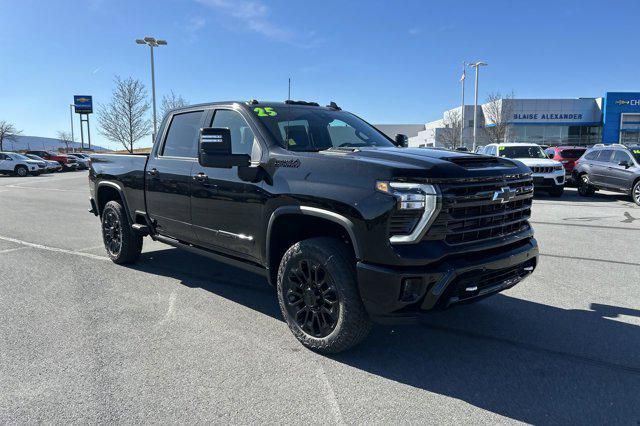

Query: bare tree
98;76;152;153
437;109;463;149
0;120;22;151
57;131;73;151
482;91;515;144
161;91;188;117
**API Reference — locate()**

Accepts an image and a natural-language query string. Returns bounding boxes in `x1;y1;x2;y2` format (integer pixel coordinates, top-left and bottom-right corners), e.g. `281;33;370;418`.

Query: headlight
376;181;440;244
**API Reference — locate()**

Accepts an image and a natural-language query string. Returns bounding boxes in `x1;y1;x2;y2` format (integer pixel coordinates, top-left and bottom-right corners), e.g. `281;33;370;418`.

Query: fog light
399;277;423;302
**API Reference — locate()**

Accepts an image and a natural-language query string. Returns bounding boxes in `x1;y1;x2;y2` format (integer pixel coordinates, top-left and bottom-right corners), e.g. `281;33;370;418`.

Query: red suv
544;146;587;183
24;150;77;171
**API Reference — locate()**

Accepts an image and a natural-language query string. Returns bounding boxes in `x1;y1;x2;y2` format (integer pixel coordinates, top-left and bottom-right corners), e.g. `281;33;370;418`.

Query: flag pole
460;61;466;148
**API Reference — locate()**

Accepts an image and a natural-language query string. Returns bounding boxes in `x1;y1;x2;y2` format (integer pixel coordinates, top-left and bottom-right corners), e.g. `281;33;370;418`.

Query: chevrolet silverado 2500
89;100;538;353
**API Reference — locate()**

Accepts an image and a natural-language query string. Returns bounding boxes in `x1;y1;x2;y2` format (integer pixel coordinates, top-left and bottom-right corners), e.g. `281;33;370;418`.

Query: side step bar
131;223;150;236
153;234;267;277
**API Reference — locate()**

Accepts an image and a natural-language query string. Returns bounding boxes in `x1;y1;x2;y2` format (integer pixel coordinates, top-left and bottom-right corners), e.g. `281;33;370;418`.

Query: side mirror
394;133;408;148
618;160;630;168
199;127;250;168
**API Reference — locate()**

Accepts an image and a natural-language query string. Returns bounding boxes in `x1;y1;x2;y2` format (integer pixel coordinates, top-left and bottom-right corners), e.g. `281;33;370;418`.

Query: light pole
136;36;167;142
469;61;487;152
69;104;76;150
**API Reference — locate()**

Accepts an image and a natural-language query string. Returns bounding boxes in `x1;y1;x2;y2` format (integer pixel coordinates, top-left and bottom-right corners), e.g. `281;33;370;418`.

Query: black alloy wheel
283;259;340;338
102;208;123;257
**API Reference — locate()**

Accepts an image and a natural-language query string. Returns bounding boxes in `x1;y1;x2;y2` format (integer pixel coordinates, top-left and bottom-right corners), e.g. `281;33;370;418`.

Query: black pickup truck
89;100;538;353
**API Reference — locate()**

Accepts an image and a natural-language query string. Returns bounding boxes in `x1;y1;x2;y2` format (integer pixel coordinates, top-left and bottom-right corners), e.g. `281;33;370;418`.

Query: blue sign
602;92;640;143
74;95;93;114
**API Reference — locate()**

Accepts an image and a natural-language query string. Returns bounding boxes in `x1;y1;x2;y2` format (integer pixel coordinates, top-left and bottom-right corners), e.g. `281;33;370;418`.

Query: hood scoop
445;155;507;169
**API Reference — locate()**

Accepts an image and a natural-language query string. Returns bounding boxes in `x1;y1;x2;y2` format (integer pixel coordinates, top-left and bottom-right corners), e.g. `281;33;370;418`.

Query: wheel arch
96;181;130;219
265;206;361;286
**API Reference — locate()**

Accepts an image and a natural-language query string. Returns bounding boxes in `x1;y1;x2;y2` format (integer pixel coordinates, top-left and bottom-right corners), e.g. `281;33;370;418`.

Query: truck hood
320;147;528;180
511;158;562;167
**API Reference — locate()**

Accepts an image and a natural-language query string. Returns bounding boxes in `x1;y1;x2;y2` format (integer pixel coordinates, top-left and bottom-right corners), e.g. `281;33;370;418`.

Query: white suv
0;152;42;177
481;143;565;196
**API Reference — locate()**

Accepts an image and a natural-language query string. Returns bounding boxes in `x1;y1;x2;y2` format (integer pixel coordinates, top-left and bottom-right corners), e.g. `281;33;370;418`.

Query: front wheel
578;174;595;197
101;200;143;264
632;180;640;206
15;166;28;177
277;237;371;354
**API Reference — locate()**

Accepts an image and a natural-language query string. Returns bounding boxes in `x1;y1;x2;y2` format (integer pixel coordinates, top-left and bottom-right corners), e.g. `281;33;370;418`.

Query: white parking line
3;184;85;193
0;235;109;261
0;247;28;254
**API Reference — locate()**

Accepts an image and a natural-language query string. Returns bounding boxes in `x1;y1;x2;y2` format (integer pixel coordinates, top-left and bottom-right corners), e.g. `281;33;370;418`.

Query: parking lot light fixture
469;61;488;152
135;36;168;142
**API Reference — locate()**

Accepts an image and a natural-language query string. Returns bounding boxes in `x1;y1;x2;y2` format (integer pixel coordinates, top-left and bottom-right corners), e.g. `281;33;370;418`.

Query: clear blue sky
0;0;638;150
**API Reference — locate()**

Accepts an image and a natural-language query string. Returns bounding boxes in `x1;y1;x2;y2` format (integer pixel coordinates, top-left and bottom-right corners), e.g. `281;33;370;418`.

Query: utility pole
469;61;488;152
460;62;466;148
136;36;167;143
69;104;75;150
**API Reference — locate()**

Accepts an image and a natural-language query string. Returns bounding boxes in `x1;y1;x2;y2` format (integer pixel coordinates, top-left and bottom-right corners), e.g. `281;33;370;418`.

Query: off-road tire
578;174;595;197
277;237;371;354
15;165;28;177
101;200;143;264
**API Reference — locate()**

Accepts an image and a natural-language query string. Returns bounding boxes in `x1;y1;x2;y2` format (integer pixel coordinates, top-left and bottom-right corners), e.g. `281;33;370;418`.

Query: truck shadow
128;247;640;423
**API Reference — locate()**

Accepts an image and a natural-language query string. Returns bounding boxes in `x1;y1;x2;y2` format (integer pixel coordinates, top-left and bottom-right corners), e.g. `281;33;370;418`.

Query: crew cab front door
145;109;205;243
190;108;266;262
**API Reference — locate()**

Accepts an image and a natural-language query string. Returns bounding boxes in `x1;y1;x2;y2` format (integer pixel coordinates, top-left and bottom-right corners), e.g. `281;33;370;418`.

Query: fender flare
95;181;130;218
265;205;362;269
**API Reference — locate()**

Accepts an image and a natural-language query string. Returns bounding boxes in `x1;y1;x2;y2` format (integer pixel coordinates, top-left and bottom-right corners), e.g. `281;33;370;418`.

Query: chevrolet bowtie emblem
493;186;517;203
616;99;630;106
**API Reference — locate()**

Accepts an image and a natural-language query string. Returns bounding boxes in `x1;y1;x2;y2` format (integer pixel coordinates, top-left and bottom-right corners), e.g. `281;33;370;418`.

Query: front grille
424;174;533;245
530;166;554;174
388;210;421;236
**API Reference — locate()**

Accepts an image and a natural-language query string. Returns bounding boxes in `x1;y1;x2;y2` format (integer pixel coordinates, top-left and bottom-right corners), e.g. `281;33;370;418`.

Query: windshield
251;105;394;151
12;154;33;161
26;154;44;161
499;145;546;159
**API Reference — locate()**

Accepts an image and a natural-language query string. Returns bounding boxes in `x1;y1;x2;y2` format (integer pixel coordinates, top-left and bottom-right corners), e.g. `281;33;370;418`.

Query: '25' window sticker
253;107;277;117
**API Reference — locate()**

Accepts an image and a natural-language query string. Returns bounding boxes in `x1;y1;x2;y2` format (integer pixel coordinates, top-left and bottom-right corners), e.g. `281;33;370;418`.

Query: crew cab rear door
190;107;266;262
145;109;205;243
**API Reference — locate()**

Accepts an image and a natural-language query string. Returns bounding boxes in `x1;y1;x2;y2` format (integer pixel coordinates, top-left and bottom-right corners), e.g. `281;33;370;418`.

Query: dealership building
407;92;640;148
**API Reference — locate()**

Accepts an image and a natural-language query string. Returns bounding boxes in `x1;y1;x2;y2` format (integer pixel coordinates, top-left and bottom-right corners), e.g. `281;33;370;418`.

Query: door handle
148;168;158;177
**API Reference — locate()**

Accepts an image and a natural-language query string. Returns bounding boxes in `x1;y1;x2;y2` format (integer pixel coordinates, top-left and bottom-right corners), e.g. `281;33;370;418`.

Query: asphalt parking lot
1;171;639;424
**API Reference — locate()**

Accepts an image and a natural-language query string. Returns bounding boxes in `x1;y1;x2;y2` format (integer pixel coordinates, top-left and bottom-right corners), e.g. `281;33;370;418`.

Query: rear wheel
277;237;371;354
14;165;28;177
578;174;595;197
632;180;640;206
101;200;143;264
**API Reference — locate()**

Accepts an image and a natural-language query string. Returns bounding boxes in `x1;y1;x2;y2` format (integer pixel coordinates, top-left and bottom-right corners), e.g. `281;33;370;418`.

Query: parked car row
573;144;640;206
477;143;566;196
473;142;640;206
0;150;91;176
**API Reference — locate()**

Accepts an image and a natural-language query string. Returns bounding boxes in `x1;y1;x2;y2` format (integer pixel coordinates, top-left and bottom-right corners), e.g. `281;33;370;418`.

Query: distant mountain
1;135;110;152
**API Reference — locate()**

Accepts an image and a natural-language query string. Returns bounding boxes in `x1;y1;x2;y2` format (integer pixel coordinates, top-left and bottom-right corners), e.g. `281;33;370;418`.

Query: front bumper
357;238;538;323
532;171;564;188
